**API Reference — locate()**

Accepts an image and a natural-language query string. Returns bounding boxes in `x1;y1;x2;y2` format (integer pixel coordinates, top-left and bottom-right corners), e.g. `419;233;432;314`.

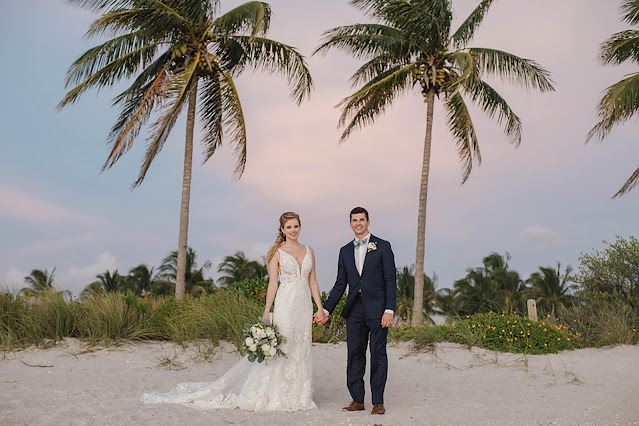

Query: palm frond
84;7;188;39
443;91;480;183
349;0;394;17
587;72;639;142
59;42;159;108
451;0;497;49
227;36;312;105
613;166;639;198
314;24;409;60
134;55;199;187
103;56;172;170
64;30;157;88
462;78;522;146
377;0;452;50
599;30;639;66
172;0;216;23
65;0;135;13
621;0;639;25
350;52;411;87
199;70;248;178
208;1;271;40
337;63;414;141
469;48;555;92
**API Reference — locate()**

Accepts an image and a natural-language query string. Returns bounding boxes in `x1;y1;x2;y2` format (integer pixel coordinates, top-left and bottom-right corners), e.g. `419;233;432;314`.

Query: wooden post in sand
527;299;538;322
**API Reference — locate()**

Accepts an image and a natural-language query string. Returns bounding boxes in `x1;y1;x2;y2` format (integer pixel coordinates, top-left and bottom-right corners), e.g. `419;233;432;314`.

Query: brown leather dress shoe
371;404;385;415
342;401;365;411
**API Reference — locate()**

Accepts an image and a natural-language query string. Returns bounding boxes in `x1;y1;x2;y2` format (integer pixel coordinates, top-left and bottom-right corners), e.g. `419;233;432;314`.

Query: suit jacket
324;234;397;319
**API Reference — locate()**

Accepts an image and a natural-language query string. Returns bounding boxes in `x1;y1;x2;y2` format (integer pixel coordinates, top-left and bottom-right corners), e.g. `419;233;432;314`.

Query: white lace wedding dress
141;246;317;411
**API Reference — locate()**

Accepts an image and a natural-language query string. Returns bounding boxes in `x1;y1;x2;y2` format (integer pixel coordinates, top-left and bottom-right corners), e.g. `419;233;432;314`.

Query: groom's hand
381;312;393;328
313;311;328;325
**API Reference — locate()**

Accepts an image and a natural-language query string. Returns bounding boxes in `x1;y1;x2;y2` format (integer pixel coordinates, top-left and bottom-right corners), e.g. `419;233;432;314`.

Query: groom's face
349;213;370;238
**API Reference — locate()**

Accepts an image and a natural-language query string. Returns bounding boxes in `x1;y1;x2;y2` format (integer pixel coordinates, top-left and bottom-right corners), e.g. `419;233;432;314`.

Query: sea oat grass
558;292;639;346
0;290;262;352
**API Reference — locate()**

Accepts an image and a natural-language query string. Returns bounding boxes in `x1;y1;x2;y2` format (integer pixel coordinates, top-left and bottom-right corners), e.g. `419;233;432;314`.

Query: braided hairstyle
265;212;301;264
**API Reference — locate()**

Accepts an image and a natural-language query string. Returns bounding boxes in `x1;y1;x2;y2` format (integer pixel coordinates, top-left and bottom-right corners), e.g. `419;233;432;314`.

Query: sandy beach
1;339;637;425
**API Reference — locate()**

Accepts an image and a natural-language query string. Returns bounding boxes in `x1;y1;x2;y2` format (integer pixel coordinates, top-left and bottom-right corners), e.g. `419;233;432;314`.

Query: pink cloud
0;183;102;226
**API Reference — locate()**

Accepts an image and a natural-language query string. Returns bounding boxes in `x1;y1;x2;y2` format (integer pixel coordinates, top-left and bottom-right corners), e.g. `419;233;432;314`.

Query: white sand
1;339;638;425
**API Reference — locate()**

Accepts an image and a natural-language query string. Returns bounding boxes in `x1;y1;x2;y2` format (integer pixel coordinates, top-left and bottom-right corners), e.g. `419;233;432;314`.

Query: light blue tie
353;238;368;247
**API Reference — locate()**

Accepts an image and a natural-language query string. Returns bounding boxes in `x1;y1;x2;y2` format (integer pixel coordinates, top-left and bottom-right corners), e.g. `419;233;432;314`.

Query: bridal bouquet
243;320;286;364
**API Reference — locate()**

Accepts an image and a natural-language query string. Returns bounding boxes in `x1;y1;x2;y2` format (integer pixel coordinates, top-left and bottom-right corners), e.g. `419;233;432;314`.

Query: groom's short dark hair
350;207;369;221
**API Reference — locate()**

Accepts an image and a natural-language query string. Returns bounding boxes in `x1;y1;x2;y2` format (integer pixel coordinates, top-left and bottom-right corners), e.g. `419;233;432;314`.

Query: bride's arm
308;247;326;322
262;252;280;322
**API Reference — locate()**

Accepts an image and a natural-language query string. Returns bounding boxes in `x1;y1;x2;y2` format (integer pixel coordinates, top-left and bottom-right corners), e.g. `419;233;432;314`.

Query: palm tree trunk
412;87;436;326
176;80;198;299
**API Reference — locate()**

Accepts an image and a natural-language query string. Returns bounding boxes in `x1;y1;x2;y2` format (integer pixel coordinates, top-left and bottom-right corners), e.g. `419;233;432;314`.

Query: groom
316;207;396;415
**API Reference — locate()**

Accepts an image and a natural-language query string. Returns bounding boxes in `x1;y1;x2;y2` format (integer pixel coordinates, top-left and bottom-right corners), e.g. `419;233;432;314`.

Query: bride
141;212;327;411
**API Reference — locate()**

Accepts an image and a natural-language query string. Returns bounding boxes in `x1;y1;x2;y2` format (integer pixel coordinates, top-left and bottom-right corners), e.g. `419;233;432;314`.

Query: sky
0;0;637;296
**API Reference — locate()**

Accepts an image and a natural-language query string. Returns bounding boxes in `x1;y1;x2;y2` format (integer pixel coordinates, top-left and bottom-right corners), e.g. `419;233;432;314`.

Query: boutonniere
367;242;377;252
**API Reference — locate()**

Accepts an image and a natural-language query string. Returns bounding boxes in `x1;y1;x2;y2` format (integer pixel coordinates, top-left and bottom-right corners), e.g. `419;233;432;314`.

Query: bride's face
281;219;300;242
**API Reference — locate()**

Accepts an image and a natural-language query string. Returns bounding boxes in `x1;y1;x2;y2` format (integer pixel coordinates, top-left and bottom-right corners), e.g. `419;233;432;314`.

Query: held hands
381;312;393;328
313;310;328;325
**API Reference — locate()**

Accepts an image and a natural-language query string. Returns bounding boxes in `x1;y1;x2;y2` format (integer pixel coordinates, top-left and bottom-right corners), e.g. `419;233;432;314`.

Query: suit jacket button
360;280;363;282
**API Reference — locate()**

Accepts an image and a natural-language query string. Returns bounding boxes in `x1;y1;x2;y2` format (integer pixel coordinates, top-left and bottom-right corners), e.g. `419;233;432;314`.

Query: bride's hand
262;312;271;325
314;310;327;325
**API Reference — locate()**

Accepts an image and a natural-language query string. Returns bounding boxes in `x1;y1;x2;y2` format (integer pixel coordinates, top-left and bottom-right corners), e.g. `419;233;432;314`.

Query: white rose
245;337;254;346
268;347;277;357
248;344;257;352
267;329;275;338
265;327;273;335
261;343;271;353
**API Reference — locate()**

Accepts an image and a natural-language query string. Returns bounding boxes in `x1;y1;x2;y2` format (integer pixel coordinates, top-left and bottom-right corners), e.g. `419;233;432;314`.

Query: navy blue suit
323;234;396;405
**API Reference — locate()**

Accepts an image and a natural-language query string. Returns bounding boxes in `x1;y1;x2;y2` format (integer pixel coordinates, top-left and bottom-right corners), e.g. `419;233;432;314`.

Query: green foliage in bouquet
243;321;285;364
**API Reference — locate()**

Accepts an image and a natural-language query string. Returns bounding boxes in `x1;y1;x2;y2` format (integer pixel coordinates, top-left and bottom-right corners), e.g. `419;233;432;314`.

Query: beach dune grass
1;290;261;352
2;289;637;355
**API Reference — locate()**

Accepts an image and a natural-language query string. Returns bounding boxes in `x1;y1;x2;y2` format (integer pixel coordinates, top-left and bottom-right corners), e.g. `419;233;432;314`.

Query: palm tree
394;264;437;324
527;263;575;316
587;0;639;197
433;287;460;323
81;269;128;299
217;251;266;286
453;252;527;315
483;252;527;314
453;267;501;315
21;268;56;295
59;0;313;299
158;247;215;294
127;264;156;296
314;0;554;325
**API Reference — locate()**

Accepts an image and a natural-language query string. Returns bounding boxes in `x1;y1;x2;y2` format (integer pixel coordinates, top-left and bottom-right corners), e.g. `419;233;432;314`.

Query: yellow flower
544;343;548;347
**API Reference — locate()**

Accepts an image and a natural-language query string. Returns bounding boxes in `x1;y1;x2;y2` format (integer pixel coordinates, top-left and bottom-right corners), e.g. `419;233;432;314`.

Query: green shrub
558;291;639;346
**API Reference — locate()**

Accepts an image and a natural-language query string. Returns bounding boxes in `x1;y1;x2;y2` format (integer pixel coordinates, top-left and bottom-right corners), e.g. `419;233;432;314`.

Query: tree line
19;235;638;325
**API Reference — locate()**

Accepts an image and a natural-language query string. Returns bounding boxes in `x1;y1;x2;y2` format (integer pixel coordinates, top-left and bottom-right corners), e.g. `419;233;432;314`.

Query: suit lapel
345;241;359;277
360;234;376;277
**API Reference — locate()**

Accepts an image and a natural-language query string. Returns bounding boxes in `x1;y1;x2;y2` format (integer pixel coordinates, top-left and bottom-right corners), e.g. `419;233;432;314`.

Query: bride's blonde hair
265;212;301;263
